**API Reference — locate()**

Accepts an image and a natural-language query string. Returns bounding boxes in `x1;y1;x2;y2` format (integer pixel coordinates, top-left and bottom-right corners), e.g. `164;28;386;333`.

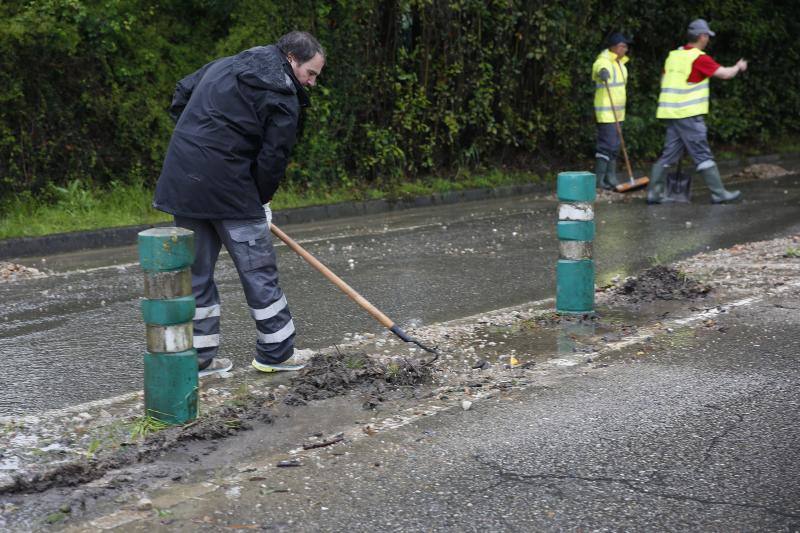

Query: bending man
153;31;325;375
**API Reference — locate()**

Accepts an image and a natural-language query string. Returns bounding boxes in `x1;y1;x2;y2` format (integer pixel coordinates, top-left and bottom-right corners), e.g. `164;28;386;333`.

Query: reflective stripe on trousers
174;216;296;366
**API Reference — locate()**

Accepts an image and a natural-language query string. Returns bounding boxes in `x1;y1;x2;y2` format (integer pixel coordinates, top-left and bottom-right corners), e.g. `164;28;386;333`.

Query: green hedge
1;0;798;200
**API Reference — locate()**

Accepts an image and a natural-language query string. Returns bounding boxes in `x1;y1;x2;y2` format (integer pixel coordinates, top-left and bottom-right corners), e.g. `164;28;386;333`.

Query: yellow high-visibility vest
656;47;710;119
592;49;628;123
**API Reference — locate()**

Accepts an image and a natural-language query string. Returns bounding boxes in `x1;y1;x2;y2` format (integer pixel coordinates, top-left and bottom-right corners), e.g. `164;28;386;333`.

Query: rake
270;223;439;365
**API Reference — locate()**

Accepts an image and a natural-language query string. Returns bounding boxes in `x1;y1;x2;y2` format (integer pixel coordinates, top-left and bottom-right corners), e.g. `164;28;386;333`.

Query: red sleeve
688;54;721;82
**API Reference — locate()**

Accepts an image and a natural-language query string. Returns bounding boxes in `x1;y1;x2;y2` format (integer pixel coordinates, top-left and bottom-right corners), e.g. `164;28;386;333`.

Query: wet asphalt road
181;284;799;532
2;173;800;415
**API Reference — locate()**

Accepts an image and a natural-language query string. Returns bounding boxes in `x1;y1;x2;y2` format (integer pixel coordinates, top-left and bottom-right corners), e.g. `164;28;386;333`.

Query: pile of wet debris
732;163;791;181
606;265;712;304
285;351;433;408
0;262;43;282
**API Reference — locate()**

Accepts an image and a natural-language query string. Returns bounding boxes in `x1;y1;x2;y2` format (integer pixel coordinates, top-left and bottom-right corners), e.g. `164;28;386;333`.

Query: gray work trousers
174;216;295;367
654;116;715;171
595;122;622;161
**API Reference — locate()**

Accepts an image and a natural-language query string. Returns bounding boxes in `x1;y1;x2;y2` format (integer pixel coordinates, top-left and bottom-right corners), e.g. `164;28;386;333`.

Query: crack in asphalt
699;410;745;466
473;454;799;520
699;382;773;467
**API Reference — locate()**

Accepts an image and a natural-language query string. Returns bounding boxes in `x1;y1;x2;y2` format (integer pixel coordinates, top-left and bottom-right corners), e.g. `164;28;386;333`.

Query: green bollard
138;227;198;425
556;171;596;314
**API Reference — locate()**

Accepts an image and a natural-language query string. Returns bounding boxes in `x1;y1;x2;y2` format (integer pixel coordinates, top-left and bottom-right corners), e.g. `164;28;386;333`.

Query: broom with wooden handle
602;78;649;192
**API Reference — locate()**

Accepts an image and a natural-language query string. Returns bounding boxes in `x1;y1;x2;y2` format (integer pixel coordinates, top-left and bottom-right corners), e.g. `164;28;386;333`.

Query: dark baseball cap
688;19;716;36
607;33;633;46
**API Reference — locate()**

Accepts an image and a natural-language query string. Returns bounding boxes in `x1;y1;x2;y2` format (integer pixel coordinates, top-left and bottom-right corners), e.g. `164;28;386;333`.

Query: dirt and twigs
284;351;433;408
603;265;712;304
677;234;800;292
0;261;44;282
594;186;646;203
0;350;434;497
528;310;598;327
1;393;276;496
732;163;791;181
302;432;345;450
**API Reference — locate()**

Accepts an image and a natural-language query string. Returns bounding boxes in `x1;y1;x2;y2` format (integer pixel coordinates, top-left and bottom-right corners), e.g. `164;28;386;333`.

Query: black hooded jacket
153;45;309;219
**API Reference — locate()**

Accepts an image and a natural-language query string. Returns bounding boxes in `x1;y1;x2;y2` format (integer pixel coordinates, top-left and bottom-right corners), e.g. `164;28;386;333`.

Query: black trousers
595;121;622;161
174;216;295;366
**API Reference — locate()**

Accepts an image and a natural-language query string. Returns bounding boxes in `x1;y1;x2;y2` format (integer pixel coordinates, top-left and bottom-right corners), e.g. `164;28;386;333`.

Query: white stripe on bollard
146;323;193;353
558;203;594;221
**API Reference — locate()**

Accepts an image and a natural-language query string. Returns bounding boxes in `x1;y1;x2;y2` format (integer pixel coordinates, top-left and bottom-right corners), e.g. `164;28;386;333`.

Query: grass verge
0;180;171;240
0;168;544;240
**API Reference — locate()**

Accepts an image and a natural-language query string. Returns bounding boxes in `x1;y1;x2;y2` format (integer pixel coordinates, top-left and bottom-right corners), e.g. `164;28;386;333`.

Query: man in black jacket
153;31;325;376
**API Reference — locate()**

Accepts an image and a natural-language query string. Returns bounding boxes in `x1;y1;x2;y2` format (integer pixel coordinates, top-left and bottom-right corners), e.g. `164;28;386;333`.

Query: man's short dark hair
277;31;325;63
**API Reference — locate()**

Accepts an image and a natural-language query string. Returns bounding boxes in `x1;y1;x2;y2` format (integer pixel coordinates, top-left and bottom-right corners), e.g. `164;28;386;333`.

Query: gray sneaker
251;349;314;373
199;357;233;378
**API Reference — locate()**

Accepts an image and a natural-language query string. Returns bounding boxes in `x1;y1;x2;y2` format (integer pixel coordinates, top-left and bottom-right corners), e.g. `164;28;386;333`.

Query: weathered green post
556;171;596;314
138;227;198;424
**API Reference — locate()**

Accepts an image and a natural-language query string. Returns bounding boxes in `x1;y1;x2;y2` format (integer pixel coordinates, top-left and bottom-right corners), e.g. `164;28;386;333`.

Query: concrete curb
0;182;546;260
1;151;796;261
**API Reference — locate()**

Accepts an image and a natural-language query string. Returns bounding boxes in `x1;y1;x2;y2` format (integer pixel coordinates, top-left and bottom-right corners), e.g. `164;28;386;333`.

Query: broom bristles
615;176;650;193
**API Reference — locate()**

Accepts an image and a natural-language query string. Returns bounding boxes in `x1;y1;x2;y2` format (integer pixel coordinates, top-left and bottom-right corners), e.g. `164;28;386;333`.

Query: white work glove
263;202;272;228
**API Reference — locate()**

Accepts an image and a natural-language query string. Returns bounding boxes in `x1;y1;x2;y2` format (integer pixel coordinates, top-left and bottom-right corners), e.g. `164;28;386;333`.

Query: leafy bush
1;0;798;202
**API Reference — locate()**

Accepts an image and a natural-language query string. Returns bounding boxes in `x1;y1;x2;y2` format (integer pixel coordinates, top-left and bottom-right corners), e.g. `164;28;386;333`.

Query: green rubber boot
595;158;611;190
606;158;619;189
700;165;741;203
646;163;673;204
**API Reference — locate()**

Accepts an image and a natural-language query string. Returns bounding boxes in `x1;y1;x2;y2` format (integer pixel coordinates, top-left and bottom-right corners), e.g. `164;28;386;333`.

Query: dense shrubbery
1;0;798;200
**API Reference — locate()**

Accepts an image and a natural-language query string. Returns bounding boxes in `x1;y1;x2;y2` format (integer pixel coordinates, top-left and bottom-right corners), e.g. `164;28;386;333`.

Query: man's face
289;53;325;87
610;43;629;58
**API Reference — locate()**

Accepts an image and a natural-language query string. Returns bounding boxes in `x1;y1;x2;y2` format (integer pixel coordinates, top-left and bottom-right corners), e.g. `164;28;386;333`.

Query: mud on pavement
604;265;712;304
0;352;432;492
284;351;433;407
0;349;438;528
1;233;798;530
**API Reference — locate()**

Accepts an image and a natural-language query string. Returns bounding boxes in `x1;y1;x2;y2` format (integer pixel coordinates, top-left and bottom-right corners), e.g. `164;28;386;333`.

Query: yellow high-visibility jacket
656;47;710;119
592;49;628;123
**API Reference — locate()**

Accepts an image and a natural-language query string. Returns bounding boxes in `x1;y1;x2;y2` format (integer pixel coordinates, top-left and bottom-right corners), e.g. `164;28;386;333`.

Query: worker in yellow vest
647;19;748;204
592;33;632;190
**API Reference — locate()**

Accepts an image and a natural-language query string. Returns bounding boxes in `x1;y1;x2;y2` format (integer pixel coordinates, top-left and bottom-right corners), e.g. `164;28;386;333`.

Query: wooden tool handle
270;223;395;329
603;78;635;181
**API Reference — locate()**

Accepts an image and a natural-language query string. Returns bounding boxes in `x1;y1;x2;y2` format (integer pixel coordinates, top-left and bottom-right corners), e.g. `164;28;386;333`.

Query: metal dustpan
666;158;692;203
